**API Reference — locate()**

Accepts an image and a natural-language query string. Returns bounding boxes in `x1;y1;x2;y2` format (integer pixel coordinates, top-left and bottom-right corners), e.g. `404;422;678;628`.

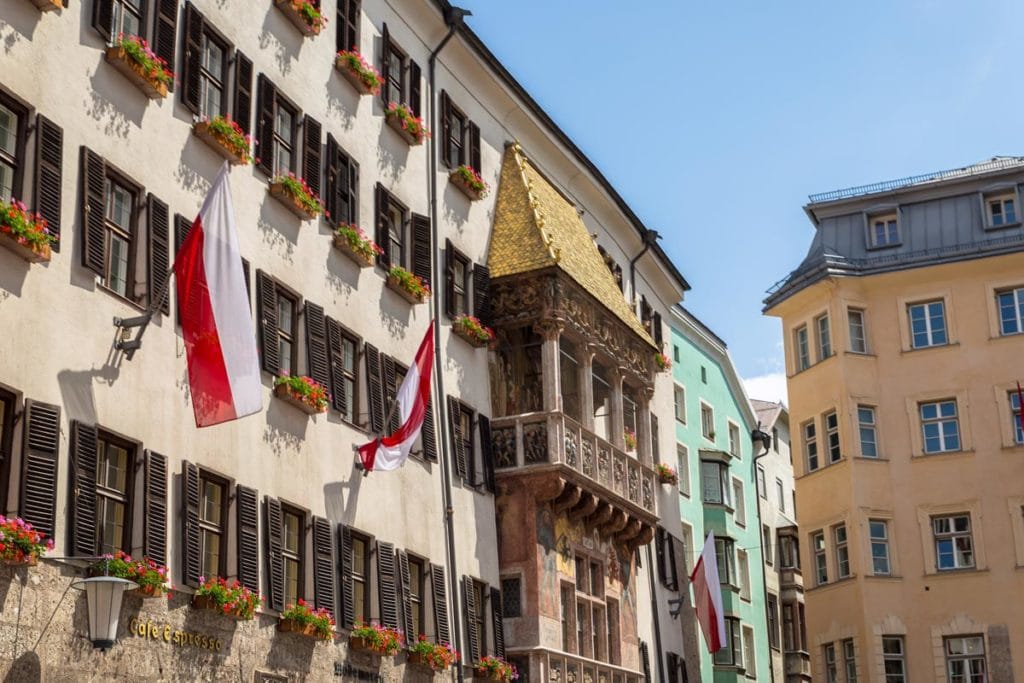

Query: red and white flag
357;322;435;471
689;531;727;653
175;163;262;427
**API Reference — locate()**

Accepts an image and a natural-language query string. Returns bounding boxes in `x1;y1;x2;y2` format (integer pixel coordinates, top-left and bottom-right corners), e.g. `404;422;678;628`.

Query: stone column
578;344;596;431
610;367;625;450
636;388;653;466
535;319;563;412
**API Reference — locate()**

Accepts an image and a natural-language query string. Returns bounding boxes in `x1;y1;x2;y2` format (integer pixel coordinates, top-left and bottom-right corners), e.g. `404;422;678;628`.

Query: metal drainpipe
645;543;665;682
751;427;777;683
628;229;660;306
428;7;470;681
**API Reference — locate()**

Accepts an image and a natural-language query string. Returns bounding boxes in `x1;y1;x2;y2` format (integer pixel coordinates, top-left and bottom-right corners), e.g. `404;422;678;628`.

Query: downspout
628;229;660;305
751;425;776;683
429;7;471;681
645;543;665;682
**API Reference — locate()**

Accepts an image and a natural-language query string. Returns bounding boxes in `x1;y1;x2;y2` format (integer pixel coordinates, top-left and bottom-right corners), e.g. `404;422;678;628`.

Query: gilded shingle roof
488;143;655;346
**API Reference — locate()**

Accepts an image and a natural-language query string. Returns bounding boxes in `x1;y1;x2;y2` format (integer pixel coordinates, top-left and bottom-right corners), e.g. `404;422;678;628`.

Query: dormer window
986;192;1018;228
867;212;899;248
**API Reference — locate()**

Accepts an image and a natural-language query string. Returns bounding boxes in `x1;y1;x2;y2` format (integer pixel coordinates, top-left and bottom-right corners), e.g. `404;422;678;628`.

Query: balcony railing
491;411;657;515
509;647;644;683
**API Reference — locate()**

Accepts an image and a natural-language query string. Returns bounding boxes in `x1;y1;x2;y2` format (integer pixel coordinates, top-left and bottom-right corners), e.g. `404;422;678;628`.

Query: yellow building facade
765;158;1024;683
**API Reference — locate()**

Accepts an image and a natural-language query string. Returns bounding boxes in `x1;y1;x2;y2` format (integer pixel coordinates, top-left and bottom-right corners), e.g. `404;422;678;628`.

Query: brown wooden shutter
19;400;60;539
143;450;168;565
236;484;259;592
490;586;505;658
256;270;279;374
347;156;359;226
324;134;339;221
382;355;398;433
653;311;663;346
241;257;251;306
181;1;203;112
640;641;652;683
472;263;491;326
92;0;114;40
430;563;449;645
325;317;348;416
181;461;201;587
304;301;330;390
440;91;452;168
379;23;390;107
463;576;479;662
444;240;455;319
233;51;254;134
146;193;171;315
365;343;384;434
668;531;678;590
34;115;63;252
376;540;398;629
411;213;431;288
447;396;466;479
374;183;389;267
655;527;667;586
174;213;192;252
408;59;421;117
265;496;285;611
398;550;414;639
313;516;335;614
69;421;98;557
302;115;322;198
469;121;481;172
338;525;355;628
255;75;275;176
421;396;437;462
651;413;660;460
479;415;495;493
152;0;179;92
81;147;107;275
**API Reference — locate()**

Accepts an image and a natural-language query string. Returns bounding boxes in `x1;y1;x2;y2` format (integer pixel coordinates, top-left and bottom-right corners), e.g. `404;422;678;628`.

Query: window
375;186;432;283
560;582;573;652
95;433;133;555
756;465;766;498
908;301;947;348
843;639;856;682
471;579;487;657
848;308;867;353
111;0;143;37
673;345;680;364
440;92;481;172
997;287;1024;335
824;643;838;683
772;427;779;453
198;29;229;119
737;550;750;599
870;519;891;575
336;0;360;53
920;400;960;454
700;460;729;506
883;636;906;683
783;604;796;651
0;390;13;512
271;98;297;176
823;410;841;463
336;332;358;424
933;514;974;570
743;625;756;677
282;506;303;606
986;192;1017;228
816;314;832;360
680;524;694;574
794;325;810;370
857;406;878;458
701;403;715;440
944;635;986;682
325;137;359;226
868;213;899;247
780;534;800;569
102;176;136;298
381;29;421;115
763;525;773;565
199;473;227;579
1011;391;1023;445
676;445;690;497
776;478;786;512
701;366;708;384
733;479;745;525
458;404;476;484
728;423;740;457
714;617;743;667
715;537;735;586
275;289;299;375
445;242;470;317
812;531;827;585
408;556;425;637
350;532;370;623
834;524;850;579
804;420;819;471
767;594;780;649
673;385;686;423
0;93;27;202
501;577;521;618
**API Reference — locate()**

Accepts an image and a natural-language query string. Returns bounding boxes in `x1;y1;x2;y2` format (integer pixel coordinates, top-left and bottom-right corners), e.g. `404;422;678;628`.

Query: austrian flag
689;531;727;653
175;163;262;427
357;322;435;472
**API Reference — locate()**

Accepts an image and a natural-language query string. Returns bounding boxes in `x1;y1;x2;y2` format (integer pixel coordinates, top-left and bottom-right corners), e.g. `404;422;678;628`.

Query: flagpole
112;263;177;361
354;397;402;477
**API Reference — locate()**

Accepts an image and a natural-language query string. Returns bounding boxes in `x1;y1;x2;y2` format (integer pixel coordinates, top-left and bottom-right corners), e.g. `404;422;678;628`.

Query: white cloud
743;373;788;406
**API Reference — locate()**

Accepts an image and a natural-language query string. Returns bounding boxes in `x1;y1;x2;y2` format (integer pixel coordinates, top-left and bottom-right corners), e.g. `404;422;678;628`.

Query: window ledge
854;455;889;462
806;575;856;594
925;567;988;578
864;573;903;580
989;331;1024;342
984;221;1022;231
911;449;975;461
901;341;960;355
865;241;902;251
843;350;876;358
97;283;148;314
1001;443;1024;453
703;502;735;514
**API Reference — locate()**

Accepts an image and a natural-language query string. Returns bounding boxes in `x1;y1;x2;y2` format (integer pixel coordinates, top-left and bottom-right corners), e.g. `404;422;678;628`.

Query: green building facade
670;306;771;682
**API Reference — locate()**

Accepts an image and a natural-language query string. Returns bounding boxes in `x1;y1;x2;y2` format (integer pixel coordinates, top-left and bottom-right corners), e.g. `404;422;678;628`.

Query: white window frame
848;307;867;353
700;460;730;506
673;384;686;424
700;401;715;440
756;465;766;498
843;638;857;683
676;444;690;497
920;400;960;454
867;211;900;248
732;477;745;526
1011;391;1024;445
737;549;750;600
834;523;850;579
742;624;756;677
776;478;785;513
763;524;773;566
816;313;832;360
812;531;828;586
933;514;974;571
804;420;819;472
869;519;891;576
984;190;1018;228
728;421;740;457
824;410;841;464
944;635;986;682
997;286;1024;336
794;324;810;371
908;300;948;349
858;405;878;458
824;642;838;683
882;636;906;683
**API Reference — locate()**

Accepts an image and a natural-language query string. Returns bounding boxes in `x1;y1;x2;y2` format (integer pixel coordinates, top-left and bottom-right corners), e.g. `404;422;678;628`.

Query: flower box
385;111;421;146
278;617;326;639
133;583;165;599
2;556;37;568
193;120;250;165
452;315;495;349
332;233;375;268
0;231;51;264
452;323;489;348
386;274;427;305
192;594;249;619
269;182;319;221
274;382;324;415
29;0;63;11
104;46;168;100
449;167;488;201
656;464;678;487
474;674;505;682
348;624;402;656
349;635;378;654
335;53;381;96
274;0;324;36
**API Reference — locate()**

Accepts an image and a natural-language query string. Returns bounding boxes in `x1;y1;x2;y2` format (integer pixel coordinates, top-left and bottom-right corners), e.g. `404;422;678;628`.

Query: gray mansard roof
765;157;1024;310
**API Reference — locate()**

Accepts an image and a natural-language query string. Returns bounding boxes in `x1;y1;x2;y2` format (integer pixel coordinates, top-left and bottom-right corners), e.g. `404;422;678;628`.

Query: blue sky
453;0;1024;402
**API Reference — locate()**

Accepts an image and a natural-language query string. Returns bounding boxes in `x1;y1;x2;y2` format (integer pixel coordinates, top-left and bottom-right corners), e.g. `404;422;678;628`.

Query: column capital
533;318;564;341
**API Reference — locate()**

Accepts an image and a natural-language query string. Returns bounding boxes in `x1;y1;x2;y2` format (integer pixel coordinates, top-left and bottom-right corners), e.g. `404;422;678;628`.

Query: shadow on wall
376;122;410;185
4;651;39;683
262;388;310;458
0;2;39;54
378;289;413;342
0;253;29;299
323;246;358;305
258;196;299;263
442;181;472;231
258;6;305;77
266;617;316;672
324;71;359;133
175;138;217;203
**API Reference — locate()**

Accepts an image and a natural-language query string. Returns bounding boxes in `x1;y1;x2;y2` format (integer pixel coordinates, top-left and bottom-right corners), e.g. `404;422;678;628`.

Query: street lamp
71;575;138;650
